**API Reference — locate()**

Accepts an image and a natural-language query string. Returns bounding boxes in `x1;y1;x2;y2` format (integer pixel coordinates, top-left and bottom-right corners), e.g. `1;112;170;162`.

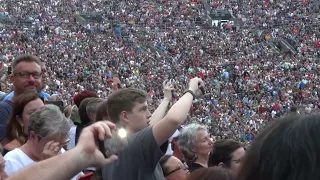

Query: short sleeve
131;127;165;170
4;159;24;176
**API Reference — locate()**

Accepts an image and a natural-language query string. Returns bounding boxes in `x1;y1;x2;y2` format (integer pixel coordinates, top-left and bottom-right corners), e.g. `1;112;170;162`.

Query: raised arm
149;80;174;126
7;121;118;180
152;77;204;145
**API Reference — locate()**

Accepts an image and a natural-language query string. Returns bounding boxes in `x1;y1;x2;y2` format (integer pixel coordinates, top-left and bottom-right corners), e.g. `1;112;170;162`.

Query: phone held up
99;124;128;158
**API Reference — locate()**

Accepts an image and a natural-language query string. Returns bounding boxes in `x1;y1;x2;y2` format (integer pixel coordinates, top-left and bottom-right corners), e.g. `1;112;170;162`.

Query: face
18;98;44;134
0;154;8;180
123;101;152;132
165;156;189;180
229;147;245;175
30;132;70;160
40;62;48;88
193;130;213;156
10;61;42;95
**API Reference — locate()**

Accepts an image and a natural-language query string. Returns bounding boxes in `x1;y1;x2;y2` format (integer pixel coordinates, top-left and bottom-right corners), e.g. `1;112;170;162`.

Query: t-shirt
2;91;51;101
4;148;83;180
188;162;205;173
102;127;166;180
0;100;12;141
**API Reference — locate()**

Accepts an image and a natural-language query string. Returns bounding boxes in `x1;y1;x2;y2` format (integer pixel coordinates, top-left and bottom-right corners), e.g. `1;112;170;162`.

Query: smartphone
99;128;128;158
78;172;94;180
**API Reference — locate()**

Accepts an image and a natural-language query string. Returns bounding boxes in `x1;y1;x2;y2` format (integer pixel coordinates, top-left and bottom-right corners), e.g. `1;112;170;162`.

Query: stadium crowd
0;0;319;179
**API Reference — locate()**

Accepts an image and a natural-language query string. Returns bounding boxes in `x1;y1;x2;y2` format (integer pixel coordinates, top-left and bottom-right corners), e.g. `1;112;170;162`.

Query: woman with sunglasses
3;104;83;180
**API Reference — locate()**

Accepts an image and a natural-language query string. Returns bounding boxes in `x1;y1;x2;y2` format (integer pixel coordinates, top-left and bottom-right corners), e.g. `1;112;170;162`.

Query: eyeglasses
165;162;188;177
14;72;42;79
37;134;70;146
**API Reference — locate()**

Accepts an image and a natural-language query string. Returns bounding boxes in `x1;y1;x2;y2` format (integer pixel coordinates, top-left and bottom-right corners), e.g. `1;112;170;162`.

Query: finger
50;142;60;151
44;141;54;150
163;80;168;87
53;146;60;152
102;155;118;166
93;122;113;141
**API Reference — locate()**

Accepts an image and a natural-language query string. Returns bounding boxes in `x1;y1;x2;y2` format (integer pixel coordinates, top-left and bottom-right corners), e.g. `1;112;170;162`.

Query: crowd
0;0;319;180
0;0;319;155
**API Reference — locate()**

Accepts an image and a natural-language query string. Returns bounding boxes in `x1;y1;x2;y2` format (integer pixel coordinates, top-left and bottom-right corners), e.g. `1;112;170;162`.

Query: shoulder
4;148;23;159
0;100;12;111
40;91;51;98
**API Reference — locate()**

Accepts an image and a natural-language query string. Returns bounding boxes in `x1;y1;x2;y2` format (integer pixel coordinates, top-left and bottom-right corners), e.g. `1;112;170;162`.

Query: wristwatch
183;90;196;100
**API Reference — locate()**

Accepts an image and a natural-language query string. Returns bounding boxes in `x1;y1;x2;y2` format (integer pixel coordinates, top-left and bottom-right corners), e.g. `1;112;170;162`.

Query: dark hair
107;88;147;123
12;54;41;74
78;97;96;126
208;139;242;167
188;167;235;180
238;114;320;180
2;92;42;145
159;155;172;176
86;98;104;115
95;100;108;121
73;90;98;107
75;97;96;145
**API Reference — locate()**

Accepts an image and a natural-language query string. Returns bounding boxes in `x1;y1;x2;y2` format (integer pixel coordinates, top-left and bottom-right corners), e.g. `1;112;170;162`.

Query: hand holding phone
99;128;128;158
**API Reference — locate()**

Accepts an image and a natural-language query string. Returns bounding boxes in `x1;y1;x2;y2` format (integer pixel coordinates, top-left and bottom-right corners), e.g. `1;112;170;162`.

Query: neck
194;154;209;168
20;141;41;162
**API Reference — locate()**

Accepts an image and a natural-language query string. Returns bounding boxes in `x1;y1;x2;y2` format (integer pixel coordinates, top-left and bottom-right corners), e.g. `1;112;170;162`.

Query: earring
21;126;24;133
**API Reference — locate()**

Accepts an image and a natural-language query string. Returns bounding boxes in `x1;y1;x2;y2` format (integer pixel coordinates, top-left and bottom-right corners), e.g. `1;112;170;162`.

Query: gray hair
28;104;70;140
178;124;207;162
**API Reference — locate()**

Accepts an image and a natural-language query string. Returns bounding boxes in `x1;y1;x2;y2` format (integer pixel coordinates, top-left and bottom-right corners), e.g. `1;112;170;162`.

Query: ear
218;162;225;168
120;111;130;124
16;115;24;126
29;131;38;143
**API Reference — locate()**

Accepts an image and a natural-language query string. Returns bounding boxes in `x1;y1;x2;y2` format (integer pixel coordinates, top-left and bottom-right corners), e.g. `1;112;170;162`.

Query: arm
149;81;174;126
7;121;118;180
153;78;204;145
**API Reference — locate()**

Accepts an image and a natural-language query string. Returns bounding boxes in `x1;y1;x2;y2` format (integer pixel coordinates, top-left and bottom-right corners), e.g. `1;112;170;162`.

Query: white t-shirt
67;125;77;150
4;148;83;180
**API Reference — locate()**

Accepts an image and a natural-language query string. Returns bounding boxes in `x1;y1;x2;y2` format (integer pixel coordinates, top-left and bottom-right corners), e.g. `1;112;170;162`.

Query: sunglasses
165;162;188;177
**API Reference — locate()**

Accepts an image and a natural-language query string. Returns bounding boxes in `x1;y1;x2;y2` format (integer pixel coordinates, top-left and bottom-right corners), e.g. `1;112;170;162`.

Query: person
86;98;104;123
1;92;44;155
95;100;108;121
66;105;80;150
159;155;189;180
178;124;213;172
0;55;43;141
208;139;245;175
4;104;83;179
2;60;50;101
72;90;99;146
187;167;235;180
102;77;204;180
237;114;320;180
6;121;118;180
75;97;100;145
73;90;98;108
0;145;8;180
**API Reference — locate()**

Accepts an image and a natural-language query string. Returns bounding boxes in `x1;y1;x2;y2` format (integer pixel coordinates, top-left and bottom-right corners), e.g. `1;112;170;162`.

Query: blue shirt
2;91;51;101
0;100;12;141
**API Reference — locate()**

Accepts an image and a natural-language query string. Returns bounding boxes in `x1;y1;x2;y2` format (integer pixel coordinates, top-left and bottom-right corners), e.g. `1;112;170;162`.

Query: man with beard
0;55;43;141
2;60;50;101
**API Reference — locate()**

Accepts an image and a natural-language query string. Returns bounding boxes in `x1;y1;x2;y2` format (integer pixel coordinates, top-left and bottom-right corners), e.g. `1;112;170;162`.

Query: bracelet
183;90;196;100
